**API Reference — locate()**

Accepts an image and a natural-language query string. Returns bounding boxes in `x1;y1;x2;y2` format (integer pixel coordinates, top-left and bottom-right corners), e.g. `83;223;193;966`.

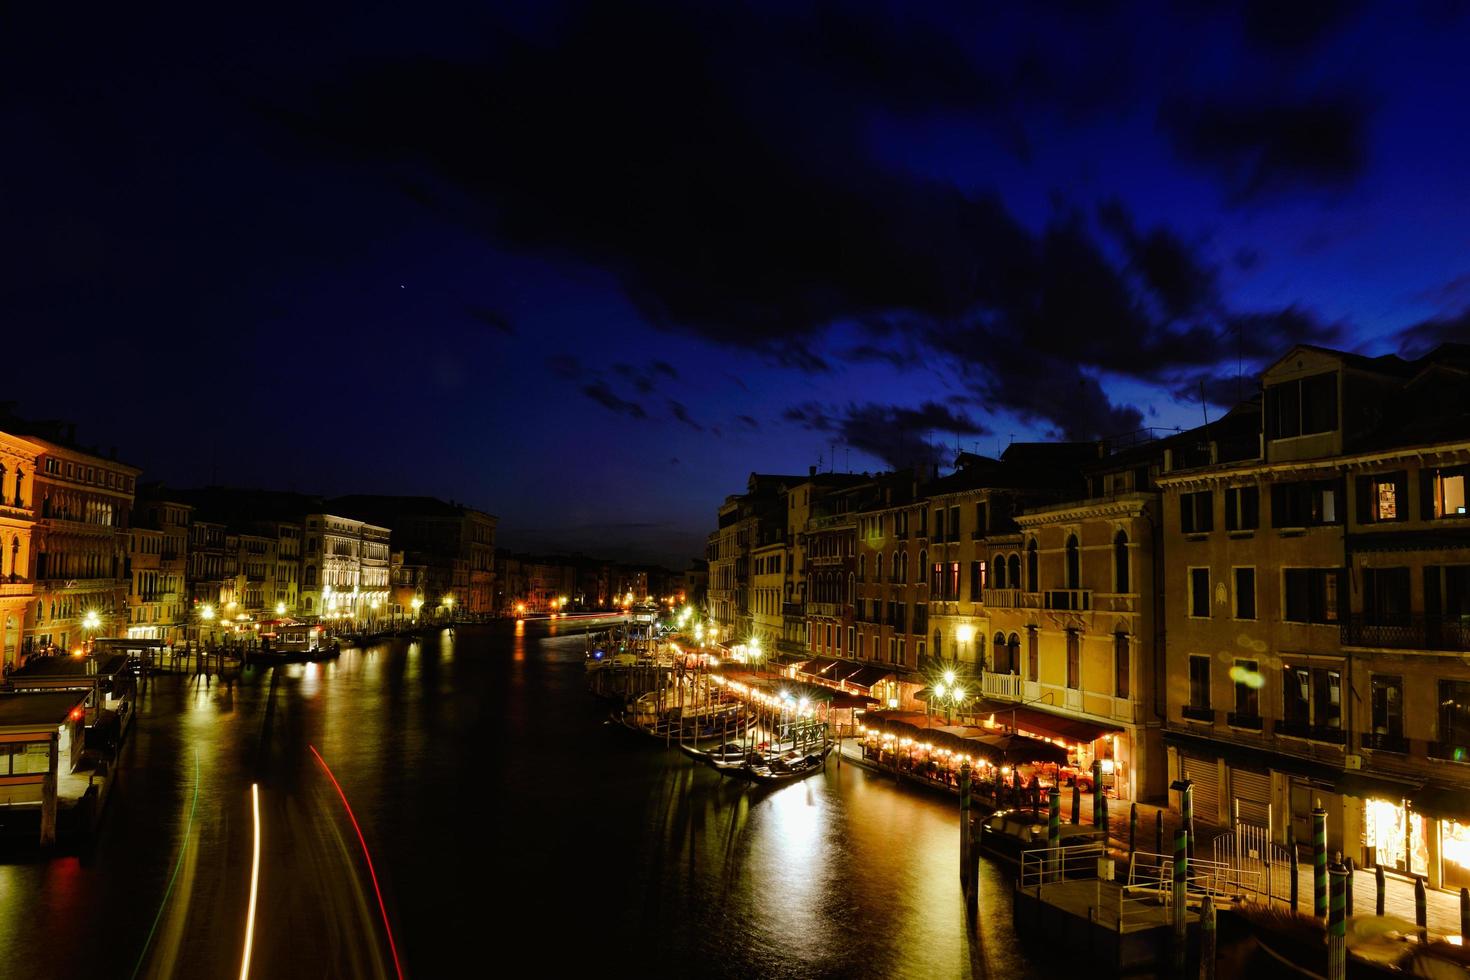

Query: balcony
1274;720;1346;744
983;588;1033;608
1226;712;1263;731
1182;705;1216;723
1429;741;1470;764
1043;589;1092;611
781;602;804;618
980;670;1023;701
1361;732;1409;754
1341;613;1470;652
808;602;844;619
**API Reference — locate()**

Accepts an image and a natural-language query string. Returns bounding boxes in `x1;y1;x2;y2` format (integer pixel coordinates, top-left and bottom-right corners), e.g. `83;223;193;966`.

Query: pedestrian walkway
839;738;1470;938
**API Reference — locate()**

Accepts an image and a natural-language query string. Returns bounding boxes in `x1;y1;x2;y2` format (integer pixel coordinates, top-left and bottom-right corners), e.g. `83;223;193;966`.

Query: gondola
736;743;834;784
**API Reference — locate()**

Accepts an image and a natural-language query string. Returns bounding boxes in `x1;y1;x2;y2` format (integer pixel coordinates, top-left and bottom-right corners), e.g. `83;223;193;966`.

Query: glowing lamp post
410;596;423;622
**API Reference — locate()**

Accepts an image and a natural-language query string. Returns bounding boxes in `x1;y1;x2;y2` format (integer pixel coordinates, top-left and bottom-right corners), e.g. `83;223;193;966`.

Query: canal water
0;620;1047;979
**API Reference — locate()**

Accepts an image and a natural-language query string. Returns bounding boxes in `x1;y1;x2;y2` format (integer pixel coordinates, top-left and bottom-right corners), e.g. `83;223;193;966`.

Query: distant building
133;494;192;643
327;496;497;614
300;513;391;621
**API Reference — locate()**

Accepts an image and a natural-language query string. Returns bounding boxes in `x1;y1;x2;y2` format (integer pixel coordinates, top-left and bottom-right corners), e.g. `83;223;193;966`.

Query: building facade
0;433;38;666
26;439;139;654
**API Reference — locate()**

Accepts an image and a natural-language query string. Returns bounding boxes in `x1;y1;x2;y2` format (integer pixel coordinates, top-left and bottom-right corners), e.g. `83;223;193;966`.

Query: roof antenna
845;446;850;473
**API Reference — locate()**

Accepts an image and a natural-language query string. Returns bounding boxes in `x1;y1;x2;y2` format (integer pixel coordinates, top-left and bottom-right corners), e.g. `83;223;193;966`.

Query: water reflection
2;622;1048;979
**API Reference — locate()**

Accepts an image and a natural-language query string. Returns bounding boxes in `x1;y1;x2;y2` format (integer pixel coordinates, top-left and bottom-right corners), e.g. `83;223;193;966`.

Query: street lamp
276;601;287;616
410;596;423;622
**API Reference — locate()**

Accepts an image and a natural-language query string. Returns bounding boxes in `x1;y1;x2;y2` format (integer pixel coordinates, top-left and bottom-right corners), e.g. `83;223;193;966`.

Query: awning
1337;770;1423;803
1409;782;1470;822
858;714;1068;766
1006;706;1120;744
797;657;843;679
842;665;895;690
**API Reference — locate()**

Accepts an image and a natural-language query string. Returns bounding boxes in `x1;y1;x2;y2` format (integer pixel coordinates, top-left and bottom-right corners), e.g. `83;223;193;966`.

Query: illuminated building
0;431;39;666
25;435;139;654
1160;343;1470;892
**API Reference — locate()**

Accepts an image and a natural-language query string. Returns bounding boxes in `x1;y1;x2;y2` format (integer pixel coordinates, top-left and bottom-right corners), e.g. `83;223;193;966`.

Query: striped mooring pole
1129;802;1138;866
1344;858;1354;918
1092;759;1104;826
1328;864;1347;980
1072;778;1081;825
1313;804;1328;919
1376;863;1385;916
1172;828;1188;976
1416;877;1428;944
1156;810;1163;855
1180;780;1194;866
1049;787;1061;883
1200;893;1217;980
960;763;972;890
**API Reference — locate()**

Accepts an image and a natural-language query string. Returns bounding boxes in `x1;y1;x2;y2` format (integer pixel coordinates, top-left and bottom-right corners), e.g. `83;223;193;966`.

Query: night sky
8;2;1470;566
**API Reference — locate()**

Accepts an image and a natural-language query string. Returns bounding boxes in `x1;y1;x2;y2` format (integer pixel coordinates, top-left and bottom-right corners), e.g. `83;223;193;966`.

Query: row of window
41;456;136;493
850;533;1133;596
1186;566;1339;623
1179;468;1469;535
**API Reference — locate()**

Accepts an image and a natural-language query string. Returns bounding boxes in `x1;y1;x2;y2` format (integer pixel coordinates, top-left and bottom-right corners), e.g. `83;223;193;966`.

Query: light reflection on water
0;622;1048;979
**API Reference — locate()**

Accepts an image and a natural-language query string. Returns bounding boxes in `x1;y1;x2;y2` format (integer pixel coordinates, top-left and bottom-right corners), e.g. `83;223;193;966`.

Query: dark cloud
1173;370;1259;409
652;360;678;378
1395;308;1470;358
1236;0;1364;51
1098;201;1217;320
286;3;1371;440
1159;95;1368;201
465;304;514;334
581;381;647;419
736;415;760;430
785;400;989;469
668;400;703;431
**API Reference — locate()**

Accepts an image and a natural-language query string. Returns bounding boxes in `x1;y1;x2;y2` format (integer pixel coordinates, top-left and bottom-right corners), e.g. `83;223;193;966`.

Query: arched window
858;554;866;581
305;596;314;612
1065;535;1080;590
848;573;854;604
918;550;927;586
304;565;317;588
1008;633;1021;675
1027;539;1039;591
993;554;1006;589
993;631;1006;668
933;628;942;661
891;551;900;582
1114;530;1130;593
900;551;909;583
1007;553;1020;590
876;553;884;583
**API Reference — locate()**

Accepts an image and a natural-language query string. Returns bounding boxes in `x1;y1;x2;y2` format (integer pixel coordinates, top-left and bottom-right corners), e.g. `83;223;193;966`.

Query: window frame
1189;567;1211;618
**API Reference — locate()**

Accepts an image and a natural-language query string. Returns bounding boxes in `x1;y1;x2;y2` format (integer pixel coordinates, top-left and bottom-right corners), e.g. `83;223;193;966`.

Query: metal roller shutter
1181;754;1221;829
1231;767;1272;827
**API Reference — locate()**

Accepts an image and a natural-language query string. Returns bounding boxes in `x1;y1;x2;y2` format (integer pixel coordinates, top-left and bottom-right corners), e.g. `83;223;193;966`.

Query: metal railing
1044;589;1092;611
1341;613;1470;651
1019;841;1107;892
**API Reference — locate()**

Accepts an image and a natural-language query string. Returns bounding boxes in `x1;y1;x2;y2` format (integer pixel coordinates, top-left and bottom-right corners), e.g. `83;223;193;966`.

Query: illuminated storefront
1365;796;1429;877
1442;819;1470;891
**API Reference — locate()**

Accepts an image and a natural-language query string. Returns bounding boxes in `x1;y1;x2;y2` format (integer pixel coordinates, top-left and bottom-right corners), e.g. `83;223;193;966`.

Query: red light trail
308;743;405;980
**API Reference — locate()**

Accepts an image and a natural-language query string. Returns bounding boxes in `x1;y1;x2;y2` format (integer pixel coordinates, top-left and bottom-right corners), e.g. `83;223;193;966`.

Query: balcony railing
1429;741;1470;764
1182;705;1215;723
980;670;1023;701
0;582;32;597
1361;732;1409;754
1044;589;1092;612
1274;720;1346;744
781;602;804;618
808;602;844;618
1226;712;1263;730
1341;613;1470;651
983;588;1033;608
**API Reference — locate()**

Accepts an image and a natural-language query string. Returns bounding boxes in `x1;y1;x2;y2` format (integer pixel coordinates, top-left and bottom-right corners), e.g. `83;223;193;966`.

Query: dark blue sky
7;2;1470;565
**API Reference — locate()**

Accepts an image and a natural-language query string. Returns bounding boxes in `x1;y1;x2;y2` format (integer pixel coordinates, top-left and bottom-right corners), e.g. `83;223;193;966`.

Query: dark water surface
1;621;1044;979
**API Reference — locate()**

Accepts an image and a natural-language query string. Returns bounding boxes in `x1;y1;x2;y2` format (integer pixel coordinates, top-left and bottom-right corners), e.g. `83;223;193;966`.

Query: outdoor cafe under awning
860;713;1068;767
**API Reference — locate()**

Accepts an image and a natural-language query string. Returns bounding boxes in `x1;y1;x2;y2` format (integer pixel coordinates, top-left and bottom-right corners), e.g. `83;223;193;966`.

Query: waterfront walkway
837;738;1468;938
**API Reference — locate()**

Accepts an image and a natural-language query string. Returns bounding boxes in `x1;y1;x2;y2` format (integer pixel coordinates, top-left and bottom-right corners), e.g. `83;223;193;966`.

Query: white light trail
240;782;262;980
